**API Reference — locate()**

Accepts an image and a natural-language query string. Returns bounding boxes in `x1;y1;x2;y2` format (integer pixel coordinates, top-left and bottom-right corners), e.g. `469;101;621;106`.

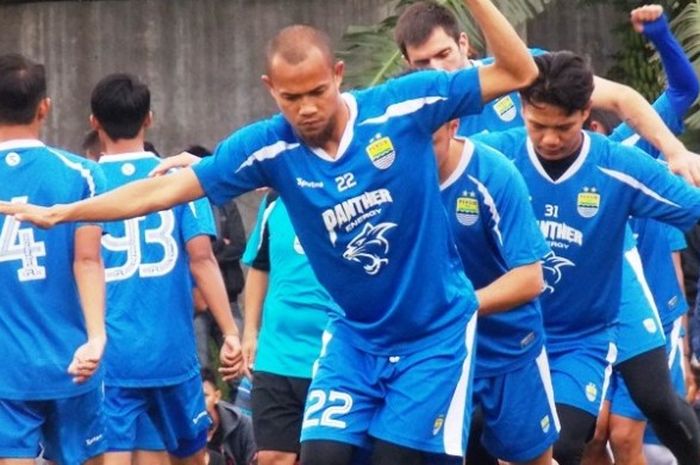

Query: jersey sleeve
665;224;688;252
77;159;106;230
181;197;217;243
377;67;484;134
477;144;550;267
192;126;272;207
242;193;274;269
471;128;523;160
611;144;700;231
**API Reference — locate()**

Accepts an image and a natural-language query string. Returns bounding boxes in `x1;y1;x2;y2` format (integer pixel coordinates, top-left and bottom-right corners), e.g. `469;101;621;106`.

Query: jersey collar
309;92;357;163
98;151;159;163
0;139;45;151
440;136;475;191
526;131;591;184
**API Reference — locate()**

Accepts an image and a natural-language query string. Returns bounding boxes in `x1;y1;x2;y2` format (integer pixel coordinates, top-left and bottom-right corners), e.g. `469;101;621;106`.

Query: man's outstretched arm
465;0;538;103
0;168;204;228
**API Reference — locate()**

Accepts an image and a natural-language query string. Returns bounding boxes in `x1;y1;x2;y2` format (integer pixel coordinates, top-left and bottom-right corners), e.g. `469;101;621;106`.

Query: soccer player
582;6;700;465
0;1;539;463
433;118;558;465
394;0;700;185
241;190;340;465
88;73;242;465
472;51;700;465
0;53;107;464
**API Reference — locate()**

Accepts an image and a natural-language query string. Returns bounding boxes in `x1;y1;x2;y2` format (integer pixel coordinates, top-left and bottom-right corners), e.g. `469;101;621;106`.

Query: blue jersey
99;152;216;387
440;138;550;376
242;193;339;378
474;128;700;347
612;92;688;330
0;140;105;400
194;68;484;354
457;49;544;137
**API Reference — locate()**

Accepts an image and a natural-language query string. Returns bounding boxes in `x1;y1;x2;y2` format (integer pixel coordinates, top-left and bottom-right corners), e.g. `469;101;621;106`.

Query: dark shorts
251;371;311;453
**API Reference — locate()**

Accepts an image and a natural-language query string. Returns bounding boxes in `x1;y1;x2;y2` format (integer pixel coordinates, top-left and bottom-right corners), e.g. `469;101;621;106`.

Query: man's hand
241;330;258;379
219;334;244;382
0;201;63;229
149;152;201;177
666;149;700;186
630;4;664;34
68;335;106;383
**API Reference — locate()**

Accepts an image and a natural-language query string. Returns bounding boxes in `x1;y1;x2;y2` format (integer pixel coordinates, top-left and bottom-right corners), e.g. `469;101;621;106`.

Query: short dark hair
0;53;46;125
585;109;622;135
90;73;150;141
395;2;461;59
520;51;594;116
265;25;334;74
201;367;218;388
81;129;101;155
185;144;212;158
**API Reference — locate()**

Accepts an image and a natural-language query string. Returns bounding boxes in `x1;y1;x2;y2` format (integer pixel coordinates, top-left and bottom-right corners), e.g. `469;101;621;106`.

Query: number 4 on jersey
0;196;46;281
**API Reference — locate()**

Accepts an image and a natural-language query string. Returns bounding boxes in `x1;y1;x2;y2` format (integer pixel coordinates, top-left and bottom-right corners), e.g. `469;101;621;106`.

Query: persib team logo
492;95;517;122
432;415;445;435
577;187;600;218
366;134;396;170
456;192;479;226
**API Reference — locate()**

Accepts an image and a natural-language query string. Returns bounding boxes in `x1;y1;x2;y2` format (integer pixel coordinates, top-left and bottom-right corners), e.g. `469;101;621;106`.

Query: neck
318;97;350;158
101;137;146;156
438;137;464;183
0;124;41;143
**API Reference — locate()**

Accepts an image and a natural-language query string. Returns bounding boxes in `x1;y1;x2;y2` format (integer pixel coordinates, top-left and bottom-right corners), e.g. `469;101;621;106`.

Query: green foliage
338;0;555;88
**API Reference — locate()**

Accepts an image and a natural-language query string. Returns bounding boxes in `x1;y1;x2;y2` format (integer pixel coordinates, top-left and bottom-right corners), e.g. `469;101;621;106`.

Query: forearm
74;256;106;340
465;0;534;82
593;77;688;161
55;168;204;224
243;267;268;336
645;16;699;105
190;255;238;337
476;263;543;316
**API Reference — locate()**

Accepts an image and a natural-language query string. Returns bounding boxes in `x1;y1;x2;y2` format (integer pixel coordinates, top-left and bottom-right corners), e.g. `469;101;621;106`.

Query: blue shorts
548;340;616;416
615;249;665;364
644;319;686;445
0;387;106;463
105;373;209;453
472;347;559;462
610;318;685;422
301;314;477;456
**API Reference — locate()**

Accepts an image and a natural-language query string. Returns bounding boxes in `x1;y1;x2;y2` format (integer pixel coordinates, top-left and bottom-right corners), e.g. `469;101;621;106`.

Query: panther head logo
542;251;575;294
342;222;396;275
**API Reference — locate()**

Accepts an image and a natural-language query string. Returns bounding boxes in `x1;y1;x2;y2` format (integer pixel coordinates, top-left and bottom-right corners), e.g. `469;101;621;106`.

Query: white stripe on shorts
535;347;561;432
443;312;478;456
600;342;618;412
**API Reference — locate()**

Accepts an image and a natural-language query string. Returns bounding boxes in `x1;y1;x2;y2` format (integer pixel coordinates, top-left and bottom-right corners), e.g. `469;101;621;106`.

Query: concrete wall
0;0;390;226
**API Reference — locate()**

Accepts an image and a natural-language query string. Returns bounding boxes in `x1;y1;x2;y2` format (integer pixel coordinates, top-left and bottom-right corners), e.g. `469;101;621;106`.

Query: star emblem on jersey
342;222;396;275
492;95;517;122
456;191;479;226
542;251;575;294
366;133;396;170
577;187;600;218
5;152;20;167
